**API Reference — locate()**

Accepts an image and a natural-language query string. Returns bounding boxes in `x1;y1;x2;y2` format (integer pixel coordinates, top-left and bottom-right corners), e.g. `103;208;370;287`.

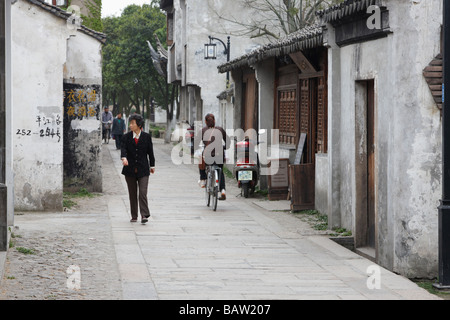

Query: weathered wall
11;0;104;210
170;0;268;127
63;32;103;193
328;0;442;278
255;58;275;188
388;0;442;278
315;154;328;216
0;0;7;251
11;1;69;211
5;0;12;224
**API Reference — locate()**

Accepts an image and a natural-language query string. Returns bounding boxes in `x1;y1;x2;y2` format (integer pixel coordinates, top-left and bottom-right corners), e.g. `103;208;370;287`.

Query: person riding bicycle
101;106;113;142
198;113;229;200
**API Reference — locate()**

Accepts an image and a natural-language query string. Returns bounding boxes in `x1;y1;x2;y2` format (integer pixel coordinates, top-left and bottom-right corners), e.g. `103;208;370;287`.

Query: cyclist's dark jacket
201;126;229;165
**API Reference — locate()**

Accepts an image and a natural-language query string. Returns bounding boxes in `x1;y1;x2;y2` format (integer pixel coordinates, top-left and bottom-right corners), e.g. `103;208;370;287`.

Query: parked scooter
233;137;260;198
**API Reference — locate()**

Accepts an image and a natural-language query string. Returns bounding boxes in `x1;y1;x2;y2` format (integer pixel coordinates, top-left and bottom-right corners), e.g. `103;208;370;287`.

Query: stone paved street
0;139;442;300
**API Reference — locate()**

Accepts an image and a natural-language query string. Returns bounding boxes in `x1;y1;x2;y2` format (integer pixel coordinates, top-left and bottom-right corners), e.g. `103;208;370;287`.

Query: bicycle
102;121;112;144
205;163;222;211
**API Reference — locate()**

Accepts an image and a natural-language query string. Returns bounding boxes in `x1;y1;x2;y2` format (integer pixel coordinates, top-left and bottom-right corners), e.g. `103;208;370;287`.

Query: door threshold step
355;246;376;262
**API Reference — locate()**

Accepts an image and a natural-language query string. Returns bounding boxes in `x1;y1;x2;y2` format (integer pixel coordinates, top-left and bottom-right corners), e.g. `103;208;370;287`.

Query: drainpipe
435;0;450;289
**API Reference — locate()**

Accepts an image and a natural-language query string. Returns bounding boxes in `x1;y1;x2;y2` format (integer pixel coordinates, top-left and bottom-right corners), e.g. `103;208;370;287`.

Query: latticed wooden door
278;87;297;145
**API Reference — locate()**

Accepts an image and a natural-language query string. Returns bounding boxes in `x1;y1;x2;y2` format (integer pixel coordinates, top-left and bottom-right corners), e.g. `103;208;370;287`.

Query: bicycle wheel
212;169;219;211
205;171;211;207
106;129;110;144
212;186;218;211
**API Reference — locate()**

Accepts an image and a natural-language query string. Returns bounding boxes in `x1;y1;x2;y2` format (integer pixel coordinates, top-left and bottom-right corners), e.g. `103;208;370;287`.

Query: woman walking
121;114;155;224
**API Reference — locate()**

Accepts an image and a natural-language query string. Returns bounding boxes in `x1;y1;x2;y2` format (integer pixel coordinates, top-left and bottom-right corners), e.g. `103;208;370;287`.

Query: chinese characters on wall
64;87;99;120
63;83;102;193
16;110;63;143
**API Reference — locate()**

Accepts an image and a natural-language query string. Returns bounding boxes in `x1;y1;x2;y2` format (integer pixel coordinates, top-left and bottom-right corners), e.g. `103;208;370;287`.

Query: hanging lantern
204;41;217;60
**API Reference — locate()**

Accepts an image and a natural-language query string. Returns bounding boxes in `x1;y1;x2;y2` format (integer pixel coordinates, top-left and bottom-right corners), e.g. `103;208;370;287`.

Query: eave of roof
315;0;383;24
218;24;323;73
24;0;107;44
218;0;389;73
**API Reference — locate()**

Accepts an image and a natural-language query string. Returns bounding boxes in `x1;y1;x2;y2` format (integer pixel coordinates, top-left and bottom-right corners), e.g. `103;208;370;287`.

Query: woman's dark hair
129;114;145;128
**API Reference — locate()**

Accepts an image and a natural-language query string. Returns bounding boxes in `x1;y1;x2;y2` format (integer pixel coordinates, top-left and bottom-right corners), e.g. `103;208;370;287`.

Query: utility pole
435;0;450;290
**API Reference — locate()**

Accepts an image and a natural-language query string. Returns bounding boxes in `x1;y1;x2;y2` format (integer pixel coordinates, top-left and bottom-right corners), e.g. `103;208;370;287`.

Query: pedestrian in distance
101;106;113;142
112;112;126;150
121;114;155;224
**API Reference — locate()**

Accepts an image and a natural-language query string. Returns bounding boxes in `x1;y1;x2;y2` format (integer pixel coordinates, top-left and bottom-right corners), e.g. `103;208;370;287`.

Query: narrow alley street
0;140;441;300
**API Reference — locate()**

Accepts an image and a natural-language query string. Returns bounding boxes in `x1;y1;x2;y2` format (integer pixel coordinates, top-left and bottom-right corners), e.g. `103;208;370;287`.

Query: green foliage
63;187;98;209
82;0;103;32
223;167;234;179
16;247;36;255
64;187;97;198
102;3;173;120
61;0;103;32
292;209;329;231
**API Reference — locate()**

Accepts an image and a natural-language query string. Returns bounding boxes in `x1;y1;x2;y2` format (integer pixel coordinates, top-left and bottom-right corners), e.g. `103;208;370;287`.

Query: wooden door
299;78;312;162
290;76;323;211
243;73;258;131
367;80;376;248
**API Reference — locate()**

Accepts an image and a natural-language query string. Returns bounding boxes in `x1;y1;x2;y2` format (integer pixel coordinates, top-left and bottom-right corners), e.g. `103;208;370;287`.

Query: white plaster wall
388;0;442;278
65;32;103;136
155;106;167;124
65;33;102;85
12;1;70;211
171;0;268;127
5;0;14;223
64;29;103;193
332;0;442;277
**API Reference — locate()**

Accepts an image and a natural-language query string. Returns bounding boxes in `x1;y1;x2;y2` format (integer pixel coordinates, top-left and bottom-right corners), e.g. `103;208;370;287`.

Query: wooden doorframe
298;72;323;164
355;79;377;257
243;72;258;131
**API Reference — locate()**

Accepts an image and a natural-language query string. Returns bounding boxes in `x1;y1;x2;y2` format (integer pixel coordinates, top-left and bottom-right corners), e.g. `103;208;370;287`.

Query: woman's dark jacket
121;131;155;178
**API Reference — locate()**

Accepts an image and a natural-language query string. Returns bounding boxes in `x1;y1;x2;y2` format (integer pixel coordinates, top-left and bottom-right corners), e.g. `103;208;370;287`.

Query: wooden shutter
300;79;310;135
316;76;327;153
277;88;297;145
299;79;311;162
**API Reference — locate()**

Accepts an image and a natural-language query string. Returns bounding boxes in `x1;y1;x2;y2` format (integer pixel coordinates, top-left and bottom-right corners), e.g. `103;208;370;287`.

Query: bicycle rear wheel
212;168;219;211
205;171;211;207
205;186;211;207
212;186;218;211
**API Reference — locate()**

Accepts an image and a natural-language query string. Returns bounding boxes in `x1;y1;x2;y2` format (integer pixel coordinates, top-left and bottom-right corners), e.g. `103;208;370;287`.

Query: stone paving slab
0;139;443;300
107;141;440;301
